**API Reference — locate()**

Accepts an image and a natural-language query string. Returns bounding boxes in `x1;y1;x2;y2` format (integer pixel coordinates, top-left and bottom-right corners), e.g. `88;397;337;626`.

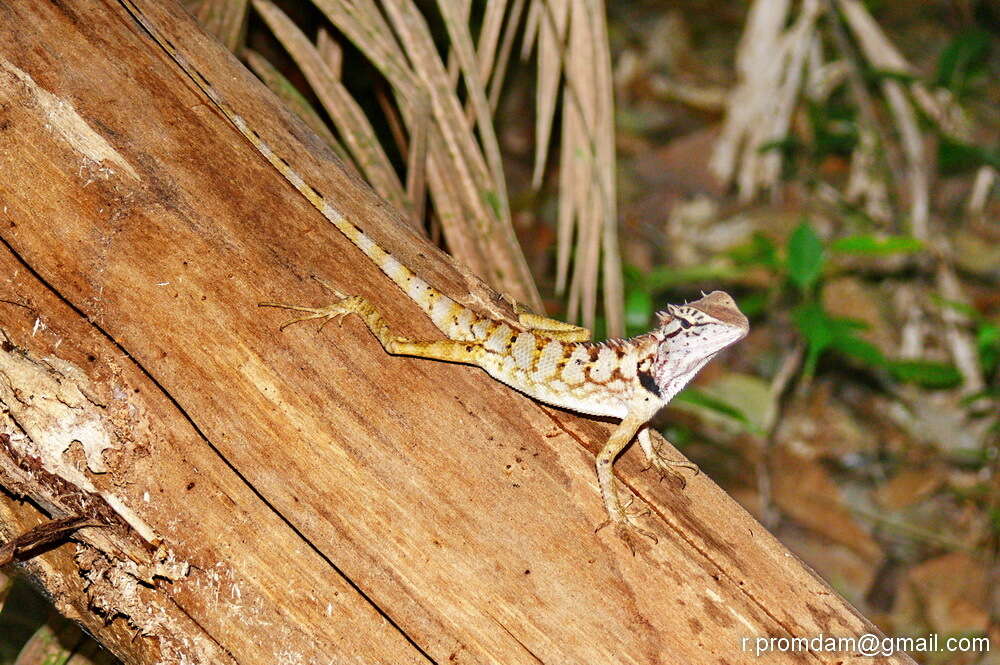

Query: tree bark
0;1;912;664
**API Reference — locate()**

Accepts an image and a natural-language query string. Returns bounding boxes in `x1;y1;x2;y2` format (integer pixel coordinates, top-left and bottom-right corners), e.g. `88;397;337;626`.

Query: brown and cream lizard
120;1;749;550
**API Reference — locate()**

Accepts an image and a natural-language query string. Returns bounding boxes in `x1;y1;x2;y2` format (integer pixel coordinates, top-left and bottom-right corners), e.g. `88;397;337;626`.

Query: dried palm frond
523;0;623;334
712;0;971;240
190;0;625;335
711;0;822;204
243;48;355;172
193;0;248;51
714;0;992;397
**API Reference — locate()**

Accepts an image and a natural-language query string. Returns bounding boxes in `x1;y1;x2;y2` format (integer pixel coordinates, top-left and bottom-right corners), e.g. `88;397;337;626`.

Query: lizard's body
122;2;749;549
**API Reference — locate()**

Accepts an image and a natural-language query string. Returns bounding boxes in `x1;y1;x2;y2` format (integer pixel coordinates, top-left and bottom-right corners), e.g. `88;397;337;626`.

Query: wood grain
0;1;911;663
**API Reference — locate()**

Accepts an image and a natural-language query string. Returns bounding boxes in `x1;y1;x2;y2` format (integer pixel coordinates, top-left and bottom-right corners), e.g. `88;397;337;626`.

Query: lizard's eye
678;317;691;329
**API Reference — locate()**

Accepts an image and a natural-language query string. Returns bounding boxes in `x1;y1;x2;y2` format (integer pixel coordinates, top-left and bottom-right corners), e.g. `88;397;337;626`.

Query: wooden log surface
0;1;912;663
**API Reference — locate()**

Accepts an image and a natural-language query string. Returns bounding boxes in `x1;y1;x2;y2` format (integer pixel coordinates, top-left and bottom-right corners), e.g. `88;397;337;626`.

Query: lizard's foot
259;294;362;331
644;452;699;489
596;495;657;555
640;433;699;488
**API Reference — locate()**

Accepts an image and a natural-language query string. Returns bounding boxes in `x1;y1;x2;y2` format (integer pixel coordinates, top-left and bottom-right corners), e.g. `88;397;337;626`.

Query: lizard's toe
260;298;361;331
312;276;347;299
645;445;699;488
615;522;657;555
597;498;658;554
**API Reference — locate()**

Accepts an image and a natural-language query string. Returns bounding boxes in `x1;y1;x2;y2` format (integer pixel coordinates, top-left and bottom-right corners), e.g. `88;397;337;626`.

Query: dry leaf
771;444;882;562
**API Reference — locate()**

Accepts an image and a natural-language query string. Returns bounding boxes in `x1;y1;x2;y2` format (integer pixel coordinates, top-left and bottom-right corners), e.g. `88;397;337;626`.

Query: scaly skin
262;286;748;551
122;1;749;551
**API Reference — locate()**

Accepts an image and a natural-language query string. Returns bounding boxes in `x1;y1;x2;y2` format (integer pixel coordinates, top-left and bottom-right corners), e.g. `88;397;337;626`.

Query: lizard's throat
651;350;717;404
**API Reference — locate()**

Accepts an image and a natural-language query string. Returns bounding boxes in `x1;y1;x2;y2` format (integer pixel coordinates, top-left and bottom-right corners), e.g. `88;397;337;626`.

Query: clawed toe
259;299;357;331
259;277;357;331
645;446;699;487
615;521;657;555
612;512;658;554
596;498;658;554
620;493;650;517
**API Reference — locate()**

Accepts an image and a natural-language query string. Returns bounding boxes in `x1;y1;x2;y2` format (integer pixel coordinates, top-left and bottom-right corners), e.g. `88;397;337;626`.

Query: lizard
119;1;750;551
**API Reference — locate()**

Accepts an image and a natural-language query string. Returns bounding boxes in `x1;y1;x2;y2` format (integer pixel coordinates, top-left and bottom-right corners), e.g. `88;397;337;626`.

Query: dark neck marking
638;371;661;398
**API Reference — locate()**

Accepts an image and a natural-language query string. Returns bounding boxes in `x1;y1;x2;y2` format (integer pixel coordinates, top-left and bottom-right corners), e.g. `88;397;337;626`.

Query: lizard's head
650;291;749;402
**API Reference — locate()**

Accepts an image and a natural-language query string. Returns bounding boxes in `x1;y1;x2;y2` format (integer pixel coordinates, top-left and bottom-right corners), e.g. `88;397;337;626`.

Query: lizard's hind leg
260;296;483;365
514;306;592;342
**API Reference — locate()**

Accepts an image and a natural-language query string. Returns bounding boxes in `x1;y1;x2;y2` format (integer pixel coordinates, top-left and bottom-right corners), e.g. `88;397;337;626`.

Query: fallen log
0;1;911;663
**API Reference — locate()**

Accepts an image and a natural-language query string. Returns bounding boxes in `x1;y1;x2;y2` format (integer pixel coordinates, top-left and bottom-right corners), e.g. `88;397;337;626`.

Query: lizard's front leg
595;402;662;553
260;295;483;364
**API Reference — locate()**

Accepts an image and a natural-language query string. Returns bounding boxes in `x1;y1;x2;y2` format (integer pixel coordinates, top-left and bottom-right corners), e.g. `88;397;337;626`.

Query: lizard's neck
649;327;720;404
652;350;717;404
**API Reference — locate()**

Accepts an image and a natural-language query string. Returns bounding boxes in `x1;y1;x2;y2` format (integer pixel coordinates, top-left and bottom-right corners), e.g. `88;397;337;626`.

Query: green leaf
735;292;768;318
806;100;858;158
887;360;963;389
793;302;833;378
624;288;654;336
622;263;647;289
793;302;834;349
830;234;924;256
935;29;990;95
673;388;764;435
793;303;884;376
933;295;981;320
868;68;919;84
660;423;695;446
977;322;999;375
938;136;1000;175
644;264;745;292
978;323;999;346
990;506;1000;535
757;136;802;157
730;233;780;269
786;222;824;291
830;335;884;367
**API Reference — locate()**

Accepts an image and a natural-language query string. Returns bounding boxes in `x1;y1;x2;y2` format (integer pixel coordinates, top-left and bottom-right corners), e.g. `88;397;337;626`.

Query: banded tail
120;1;483;341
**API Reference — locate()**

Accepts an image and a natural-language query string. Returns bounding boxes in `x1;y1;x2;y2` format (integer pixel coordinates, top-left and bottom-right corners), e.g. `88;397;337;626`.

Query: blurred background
2;0;996;662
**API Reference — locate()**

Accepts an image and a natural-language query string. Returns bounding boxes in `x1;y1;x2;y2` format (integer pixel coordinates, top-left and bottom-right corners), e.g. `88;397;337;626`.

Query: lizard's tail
121;1;483;342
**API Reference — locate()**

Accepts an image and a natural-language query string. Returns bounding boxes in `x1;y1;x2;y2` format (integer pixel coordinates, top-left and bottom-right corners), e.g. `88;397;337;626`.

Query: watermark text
741;633;991;658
